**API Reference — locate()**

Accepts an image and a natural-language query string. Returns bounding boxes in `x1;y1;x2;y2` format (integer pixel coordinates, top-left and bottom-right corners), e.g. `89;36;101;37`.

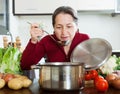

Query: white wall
77;13;120;51
1;1;120;52
9;14;120;51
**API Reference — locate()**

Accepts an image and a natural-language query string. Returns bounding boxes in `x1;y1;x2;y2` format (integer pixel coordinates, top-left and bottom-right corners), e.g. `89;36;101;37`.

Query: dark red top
20;32;89;70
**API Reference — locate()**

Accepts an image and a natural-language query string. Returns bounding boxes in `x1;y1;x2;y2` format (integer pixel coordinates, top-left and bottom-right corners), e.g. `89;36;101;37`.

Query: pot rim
36;62;84;66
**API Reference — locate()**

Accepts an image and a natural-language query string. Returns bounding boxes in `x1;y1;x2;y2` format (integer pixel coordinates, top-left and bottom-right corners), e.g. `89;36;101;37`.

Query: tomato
90;70;98;79
84;70;99;81
95;79;108;92
94;75;104;83
85;72;92;81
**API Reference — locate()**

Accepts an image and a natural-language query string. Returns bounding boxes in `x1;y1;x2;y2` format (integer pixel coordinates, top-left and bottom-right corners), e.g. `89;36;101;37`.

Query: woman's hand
30;23;44;44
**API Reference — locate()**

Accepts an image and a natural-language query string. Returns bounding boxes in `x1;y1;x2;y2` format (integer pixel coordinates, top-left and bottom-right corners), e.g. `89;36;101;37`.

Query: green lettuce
0;46;22;74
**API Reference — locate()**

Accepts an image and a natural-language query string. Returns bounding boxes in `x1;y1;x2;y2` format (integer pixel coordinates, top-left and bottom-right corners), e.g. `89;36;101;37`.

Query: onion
3;73;15;83
105;73;118;85
112;78;120;89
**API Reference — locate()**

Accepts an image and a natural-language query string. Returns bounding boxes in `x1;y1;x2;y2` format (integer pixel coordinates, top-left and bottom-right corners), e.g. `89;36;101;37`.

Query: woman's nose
61;27;67;34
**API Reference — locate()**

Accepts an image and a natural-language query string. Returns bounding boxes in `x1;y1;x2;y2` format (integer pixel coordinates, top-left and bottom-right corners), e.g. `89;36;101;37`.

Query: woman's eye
67;26;72;28
56;27;62;29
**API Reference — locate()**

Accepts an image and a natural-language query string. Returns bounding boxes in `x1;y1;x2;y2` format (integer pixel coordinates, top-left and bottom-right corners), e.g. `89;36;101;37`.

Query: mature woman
20;6;90;70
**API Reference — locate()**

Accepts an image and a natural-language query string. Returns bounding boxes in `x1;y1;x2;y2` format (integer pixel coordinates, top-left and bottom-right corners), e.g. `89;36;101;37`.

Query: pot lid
70;38;112;71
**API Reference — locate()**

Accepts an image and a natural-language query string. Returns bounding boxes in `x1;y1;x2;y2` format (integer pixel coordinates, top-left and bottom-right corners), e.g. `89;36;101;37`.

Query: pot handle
31;65;41;69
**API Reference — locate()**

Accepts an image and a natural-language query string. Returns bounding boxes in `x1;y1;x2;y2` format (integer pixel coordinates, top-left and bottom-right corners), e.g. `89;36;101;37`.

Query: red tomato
94;75;104;83
90;70;98;79
95;79;108;92
85;73;92;81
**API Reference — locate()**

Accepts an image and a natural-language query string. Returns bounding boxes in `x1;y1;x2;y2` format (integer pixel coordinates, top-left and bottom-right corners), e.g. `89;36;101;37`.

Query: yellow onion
105;73;118;85
112;78;120;89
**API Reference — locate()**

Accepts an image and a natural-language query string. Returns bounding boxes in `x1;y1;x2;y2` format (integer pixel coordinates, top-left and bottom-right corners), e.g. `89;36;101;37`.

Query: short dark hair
52;6;78;27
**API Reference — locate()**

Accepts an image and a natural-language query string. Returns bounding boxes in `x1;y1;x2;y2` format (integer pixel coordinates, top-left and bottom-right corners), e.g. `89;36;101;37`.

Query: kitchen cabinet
115;0;120;13
0;0;4;14
13;0;80;15
13;0;116;15
78;0;115;11
0;0;9;35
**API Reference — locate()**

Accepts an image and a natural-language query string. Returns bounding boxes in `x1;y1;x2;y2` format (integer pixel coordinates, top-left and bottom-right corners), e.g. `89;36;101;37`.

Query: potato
19;75;32;88
0;79;5;89
14;74;22;78
17;75;28;80
8;78;23;90
14;74;28;79
22;78;32;88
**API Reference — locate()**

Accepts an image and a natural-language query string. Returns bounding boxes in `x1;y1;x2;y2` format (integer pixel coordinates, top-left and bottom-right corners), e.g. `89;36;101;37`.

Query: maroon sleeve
20;40;39;70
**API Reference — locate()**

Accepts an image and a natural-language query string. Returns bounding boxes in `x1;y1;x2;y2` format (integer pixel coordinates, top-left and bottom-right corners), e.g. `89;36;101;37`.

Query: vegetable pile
84;55;120;91
0;73;32;90
105;73;120;89
113;55;120;70
99;55;120;75
85;70;109;92
0;46;22;74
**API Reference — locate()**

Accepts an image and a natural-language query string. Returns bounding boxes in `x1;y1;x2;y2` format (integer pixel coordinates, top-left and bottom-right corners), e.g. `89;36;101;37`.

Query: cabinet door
78;0;115;10
0;0;4;13
0;0;9;35
13;0;79;15
115;0;120;13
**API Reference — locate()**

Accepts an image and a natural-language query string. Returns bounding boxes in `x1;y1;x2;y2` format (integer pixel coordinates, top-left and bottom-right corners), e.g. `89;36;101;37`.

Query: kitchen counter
0;79;120;94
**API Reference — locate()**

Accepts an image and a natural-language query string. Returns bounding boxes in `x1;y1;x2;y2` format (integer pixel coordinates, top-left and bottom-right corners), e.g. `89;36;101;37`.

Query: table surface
0;79;120;94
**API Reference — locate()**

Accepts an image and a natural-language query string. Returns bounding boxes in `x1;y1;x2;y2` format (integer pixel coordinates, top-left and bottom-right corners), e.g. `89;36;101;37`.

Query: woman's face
54;13;78;42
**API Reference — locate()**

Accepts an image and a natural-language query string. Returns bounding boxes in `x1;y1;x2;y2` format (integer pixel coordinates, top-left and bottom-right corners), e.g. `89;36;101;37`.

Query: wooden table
0;79;120;94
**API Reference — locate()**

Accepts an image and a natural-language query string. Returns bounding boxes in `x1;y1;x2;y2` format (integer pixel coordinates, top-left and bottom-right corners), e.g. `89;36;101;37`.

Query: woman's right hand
30;23;44;44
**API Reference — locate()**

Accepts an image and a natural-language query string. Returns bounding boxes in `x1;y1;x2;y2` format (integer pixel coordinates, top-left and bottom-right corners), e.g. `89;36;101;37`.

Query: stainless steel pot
31;62;85;90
